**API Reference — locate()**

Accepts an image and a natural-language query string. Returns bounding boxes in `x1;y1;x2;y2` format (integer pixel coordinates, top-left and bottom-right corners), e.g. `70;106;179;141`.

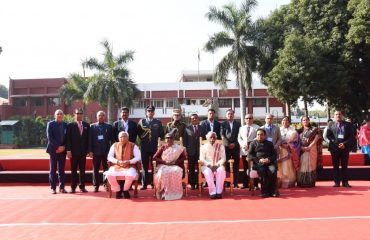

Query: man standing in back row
137;105;164;190
326;110;353;188
113;107;138;143
66;108;90;193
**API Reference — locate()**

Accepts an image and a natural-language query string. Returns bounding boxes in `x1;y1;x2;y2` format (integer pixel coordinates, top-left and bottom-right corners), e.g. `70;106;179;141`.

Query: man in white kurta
199;131;226;199
105;131;141;199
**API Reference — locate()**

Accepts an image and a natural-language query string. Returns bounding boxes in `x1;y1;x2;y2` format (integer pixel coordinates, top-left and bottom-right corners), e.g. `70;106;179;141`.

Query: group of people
46;105;357;199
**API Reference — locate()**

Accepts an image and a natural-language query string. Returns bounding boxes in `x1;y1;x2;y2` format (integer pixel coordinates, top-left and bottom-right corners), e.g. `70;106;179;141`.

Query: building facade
0;71;285;123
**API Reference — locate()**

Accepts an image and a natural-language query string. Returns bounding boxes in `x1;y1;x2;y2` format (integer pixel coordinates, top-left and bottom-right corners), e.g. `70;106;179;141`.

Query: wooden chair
247;160;259;196
198;137;234;196
106;161;142;198
152;137;189;197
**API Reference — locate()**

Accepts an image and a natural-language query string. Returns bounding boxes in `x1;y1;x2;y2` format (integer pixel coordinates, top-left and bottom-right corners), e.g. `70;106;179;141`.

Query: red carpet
1;181;370;240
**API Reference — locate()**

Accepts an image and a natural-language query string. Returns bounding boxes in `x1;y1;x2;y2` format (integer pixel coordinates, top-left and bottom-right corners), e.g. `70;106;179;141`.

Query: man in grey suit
261;114;282;152
238;114;260;189
137;105;164;190
221;109;241;187
184;113;206;189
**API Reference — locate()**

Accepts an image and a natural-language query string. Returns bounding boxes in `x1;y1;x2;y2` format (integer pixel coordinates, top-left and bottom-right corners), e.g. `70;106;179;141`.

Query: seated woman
153;133;187;200
278;116;298;188
297;116;322;187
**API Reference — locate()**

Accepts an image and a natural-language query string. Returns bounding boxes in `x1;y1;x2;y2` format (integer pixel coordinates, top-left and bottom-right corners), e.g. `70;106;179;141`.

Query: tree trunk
285;100;291;118
238;74;246;126
326;101;331;120
107;96;113;124
304;100;308;116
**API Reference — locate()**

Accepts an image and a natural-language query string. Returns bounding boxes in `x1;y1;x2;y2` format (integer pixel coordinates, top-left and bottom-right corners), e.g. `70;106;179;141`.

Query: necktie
78;121;83;135
247;126;250;137
194;125;198;137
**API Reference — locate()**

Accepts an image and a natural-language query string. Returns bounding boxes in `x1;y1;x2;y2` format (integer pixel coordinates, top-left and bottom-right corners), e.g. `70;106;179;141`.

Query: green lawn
0;148;48;158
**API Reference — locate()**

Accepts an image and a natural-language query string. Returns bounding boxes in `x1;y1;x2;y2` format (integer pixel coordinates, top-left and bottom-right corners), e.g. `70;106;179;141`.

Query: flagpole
197;48;200;82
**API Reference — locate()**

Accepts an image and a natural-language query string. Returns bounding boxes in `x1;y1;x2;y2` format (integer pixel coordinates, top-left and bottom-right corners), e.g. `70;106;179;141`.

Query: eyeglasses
147;110;154;112
76;113;83;115
245;117;252;119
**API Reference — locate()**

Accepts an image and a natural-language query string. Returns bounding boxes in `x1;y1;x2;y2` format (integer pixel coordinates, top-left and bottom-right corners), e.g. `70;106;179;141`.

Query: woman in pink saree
153;133;187;200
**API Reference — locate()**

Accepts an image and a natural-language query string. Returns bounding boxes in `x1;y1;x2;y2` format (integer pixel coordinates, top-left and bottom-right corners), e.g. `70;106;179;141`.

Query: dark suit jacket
326;121;353;152
88;122;113;156
184;124;206;156
66;121;90;156
221;120;241;148
200;119;221;139
112;119;138;143
46;120;67;154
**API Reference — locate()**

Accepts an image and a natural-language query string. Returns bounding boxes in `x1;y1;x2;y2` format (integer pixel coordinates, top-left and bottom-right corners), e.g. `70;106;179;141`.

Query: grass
0;148;48;158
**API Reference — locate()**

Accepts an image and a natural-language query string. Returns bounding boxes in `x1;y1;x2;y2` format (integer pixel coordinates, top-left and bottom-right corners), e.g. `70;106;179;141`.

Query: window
234;98;240;107
133;100;145;108
218;98;232;108
152;99;164;108
48;97;60;106
252;98;266;107
185;99;197;105
31;97;43;106
14;98;27;107
166;99;175;108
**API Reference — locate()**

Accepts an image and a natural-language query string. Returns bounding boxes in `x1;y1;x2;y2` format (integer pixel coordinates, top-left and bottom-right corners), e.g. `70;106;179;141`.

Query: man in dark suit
113;107;138;143
200;108;221;139
326;110;353;188
184;113;206;189
46;109;68;194
88;111;113;192
137;105;164;190
66;108;90;193
221;109;241;187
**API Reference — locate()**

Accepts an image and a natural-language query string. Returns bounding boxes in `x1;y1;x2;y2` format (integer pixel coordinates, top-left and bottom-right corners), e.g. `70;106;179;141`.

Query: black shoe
270;192;278;197
60;188;67;193
216;194;222;199
51;189;57;194
333;183;340;187
115;191;122;199
80;188;88;193
210;194;217;199
94;187;99;192
261;194;269;198
70;189;76;193
140;185;147;190
342;182;352;188
123;191;131;199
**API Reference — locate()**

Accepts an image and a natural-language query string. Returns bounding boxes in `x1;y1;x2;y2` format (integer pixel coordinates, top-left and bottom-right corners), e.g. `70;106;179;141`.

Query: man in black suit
326;110;353;188
66;108;90;193
88;111;114;192
200;108;221;139
221;109;241;187
184;113;206;189
113;107;138;143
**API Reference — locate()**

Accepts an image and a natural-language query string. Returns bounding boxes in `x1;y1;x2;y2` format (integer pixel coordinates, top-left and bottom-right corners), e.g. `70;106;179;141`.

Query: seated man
153;133;187;200
199;131;226;199
248;129;278;198
105;131;141;199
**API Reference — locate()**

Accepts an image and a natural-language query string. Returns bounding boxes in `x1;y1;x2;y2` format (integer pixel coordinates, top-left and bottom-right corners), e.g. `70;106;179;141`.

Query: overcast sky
0;0;292;88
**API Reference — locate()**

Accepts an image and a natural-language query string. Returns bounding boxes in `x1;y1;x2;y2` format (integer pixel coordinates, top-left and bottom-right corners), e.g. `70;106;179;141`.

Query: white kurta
104;144;141;192
199;142;226;195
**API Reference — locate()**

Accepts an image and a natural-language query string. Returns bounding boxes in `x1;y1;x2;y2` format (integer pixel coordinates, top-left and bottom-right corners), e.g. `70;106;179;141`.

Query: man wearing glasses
137;105;164;190
66;108;90;193
261;113;282;152
46;109;68;194
238;114;260;189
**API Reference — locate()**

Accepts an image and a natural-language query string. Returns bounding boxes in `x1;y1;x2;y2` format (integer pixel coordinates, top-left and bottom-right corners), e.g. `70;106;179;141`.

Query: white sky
0;0;291;88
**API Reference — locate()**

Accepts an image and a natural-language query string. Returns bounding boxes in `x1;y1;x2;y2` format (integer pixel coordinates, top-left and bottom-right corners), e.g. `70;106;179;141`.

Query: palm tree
59;72;91;117
204;0;258;124
83;40;140;124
